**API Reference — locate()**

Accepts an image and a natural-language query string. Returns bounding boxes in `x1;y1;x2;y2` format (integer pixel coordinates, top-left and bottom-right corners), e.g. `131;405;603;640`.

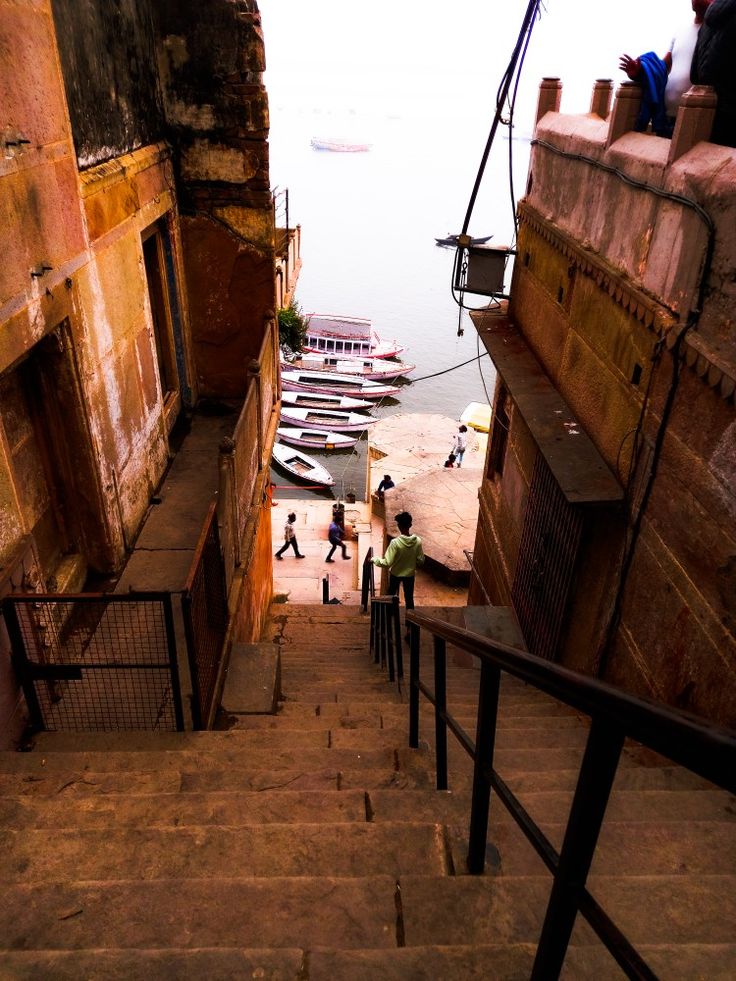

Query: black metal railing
182;501;229;730
2;592;184;731
406;609;736;981
360;546;375;612
370;595;403;688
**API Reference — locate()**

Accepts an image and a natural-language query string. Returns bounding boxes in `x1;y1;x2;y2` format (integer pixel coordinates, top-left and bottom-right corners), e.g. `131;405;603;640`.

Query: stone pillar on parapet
668;85;718;163
535;77;562;125
590;79;613;120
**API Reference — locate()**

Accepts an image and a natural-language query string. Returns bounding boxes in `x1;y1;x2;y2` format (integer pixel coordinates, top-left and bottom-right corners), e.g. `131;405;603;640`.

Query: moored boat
277;427;358;451
284;353;414;382
435;233;493;249
272;443;334;487
281;390;374;412
280;406;377;432
311;138;371;152
281;369;400;400
304;314;404;360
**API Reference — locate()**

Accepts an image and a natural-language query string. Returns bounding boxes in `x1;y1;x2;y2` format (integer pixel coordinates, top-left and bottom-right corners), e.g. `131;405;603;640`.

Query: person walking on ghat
372;511;425;614
451;425;468;468
325;517;350;562
275;512;305;559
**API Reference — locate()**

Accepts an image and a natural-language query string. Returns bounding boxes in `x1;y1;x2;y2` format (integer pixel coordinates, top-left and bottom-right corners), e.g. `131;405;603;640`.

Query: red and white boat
281;390;373;412
283;352;414;382
280;368;400;400
277;427;358;451
304;314;404;360
280;406;377;432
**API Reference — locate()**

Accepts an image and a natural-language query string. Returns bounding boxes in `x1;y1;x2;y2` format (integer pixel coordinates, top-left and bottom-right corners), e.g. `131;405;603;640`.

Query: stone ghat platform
368;413;487;585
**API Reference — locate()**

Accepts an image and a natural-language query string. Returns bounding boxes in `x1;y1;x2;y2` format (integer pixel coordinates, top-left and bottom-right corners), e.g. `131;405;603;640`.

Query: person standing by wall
372;511;425;620
691;0;736;147
451;425;468;468
275;512;305;559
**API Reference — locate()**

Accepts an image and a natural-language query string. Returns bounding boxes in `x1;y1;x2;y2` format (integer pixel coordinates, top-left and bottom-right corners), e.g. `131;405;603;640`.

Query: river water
261;0;673;500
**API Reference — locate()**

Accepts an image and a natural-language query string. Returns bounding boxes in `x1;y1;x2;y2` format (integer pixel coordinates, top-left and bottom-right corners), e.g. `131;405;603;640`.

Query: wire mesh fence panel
2;593;183;731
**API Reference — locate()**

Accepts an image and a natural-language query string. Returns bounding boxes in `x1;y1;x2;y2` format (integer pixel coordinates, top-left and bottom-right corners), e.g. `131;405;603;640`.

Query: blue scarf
634;52;672;137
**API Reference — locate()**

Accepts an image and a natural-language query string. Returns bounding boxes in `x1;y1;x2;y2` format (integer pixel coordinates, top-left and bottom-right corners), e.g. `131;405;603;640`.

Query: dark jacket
691;0;736;147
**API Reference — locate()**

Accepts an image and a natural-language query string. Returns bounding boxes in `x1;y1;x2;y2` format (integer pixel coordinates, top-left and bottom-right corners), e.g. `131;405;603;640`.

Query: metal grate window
511;454;583;661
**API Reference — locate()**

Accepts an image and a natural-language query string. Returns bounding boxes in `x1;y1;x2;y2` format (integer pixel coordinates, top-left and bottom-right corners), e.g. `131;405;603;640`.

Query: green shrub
277;302;307;352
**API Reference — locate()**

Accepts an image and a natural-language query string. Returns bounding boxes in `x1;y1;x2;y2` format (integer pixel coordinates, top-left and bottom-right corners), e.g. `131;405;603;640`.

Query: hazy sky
259;0;680;122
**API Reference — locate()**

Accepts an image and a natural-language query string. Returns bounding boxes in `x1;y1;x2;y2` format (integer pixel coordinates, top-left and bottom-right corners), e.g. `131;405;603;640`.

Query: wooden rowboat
280;406;377;432
277;427;358;451
272;443;335;487
281;390;373;412
280;369;400;400
286;353;414;382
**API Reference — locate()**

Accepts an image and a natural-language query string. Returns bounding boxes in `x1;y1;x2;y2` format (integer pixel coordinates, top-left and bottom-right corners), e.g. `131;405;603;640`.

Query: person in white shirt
619;0;711;132
451;425;468;468
275;512;305;559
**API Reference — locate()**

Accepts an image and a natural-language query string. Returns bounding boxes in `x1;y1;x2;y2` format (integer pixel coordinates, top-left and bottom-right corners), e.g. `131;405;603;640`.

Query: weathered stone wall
472;95;736;726
155;0;275;397
231;492;274;644
50;0;164;169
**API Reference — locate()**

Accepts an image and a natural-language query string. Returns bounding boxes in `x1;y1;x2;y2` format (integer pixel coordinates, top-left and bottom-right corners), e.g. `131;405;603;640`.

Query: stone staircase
0;603;734;979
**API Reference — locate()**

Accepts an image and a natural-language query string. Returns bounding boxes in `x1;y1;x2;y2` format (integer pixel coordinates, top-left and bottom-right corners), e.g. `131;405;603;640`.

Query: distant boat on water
435;234;493;249
311;138;371;152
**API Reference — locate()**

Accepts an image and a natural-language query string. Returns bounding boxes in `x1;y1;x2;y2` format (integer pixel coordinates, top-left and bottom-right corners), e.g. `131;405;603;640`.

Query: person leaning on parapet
275;512;305;560
691;0;736;147
619;0;711;137
325;517;350;562
372;511;425;625
451;425;468;468
376;474;395;501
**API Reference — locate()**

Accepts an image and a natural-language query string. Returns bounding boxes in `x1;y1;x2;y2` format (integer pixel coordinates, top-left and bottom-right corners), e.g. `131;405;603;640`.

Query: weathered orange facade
471;80;736;727
0;0;281;745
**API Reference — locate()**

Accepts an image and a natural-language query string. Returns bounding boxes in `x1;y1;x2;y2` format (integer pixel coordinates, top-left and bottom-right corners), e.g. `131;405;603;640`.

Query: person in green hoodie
372;511;425;612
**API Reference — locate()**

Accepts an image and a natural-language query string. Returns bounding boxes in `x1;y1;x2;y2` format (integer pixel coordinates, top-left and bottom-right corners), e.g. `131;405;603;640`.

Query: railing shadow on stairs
399;610;736;981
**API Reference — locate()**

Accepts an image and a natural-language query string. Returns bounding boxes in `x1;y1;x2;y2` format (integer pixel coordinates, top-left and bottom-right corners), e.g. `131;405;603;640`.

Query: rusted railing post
590;78;613;119
247;358;263;470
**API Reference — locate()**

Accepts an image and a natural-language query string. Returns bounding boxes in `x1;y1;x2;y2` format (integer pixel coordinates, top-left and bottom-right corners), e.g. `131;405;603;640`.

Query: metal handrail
360;546;375;612
405;609;736;980
370;595;403;689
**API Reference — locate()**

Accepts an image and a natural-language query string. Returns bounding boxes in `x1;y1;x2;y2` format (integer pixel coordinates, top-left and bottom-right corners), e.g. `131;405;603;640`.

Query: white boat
284;353;414;382
311;138;371;152
281;369;400;400
281;390;374;412
304;314;404;360
280;406;377;432
272;443;335;487
277;427;358;451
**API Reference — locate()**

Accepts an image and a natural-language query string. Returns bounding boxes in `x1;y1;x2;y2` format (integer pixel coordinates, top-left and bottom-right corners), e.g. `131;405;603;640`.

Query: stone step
309;943;736;980
31;730;332;753
0;876;401;951
330;726;590;752
221;642;281;714
443;820;736;877
399;874;736;947
0;790;370;828
0;823;449;882
4;941;735;980
367;789;736;826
